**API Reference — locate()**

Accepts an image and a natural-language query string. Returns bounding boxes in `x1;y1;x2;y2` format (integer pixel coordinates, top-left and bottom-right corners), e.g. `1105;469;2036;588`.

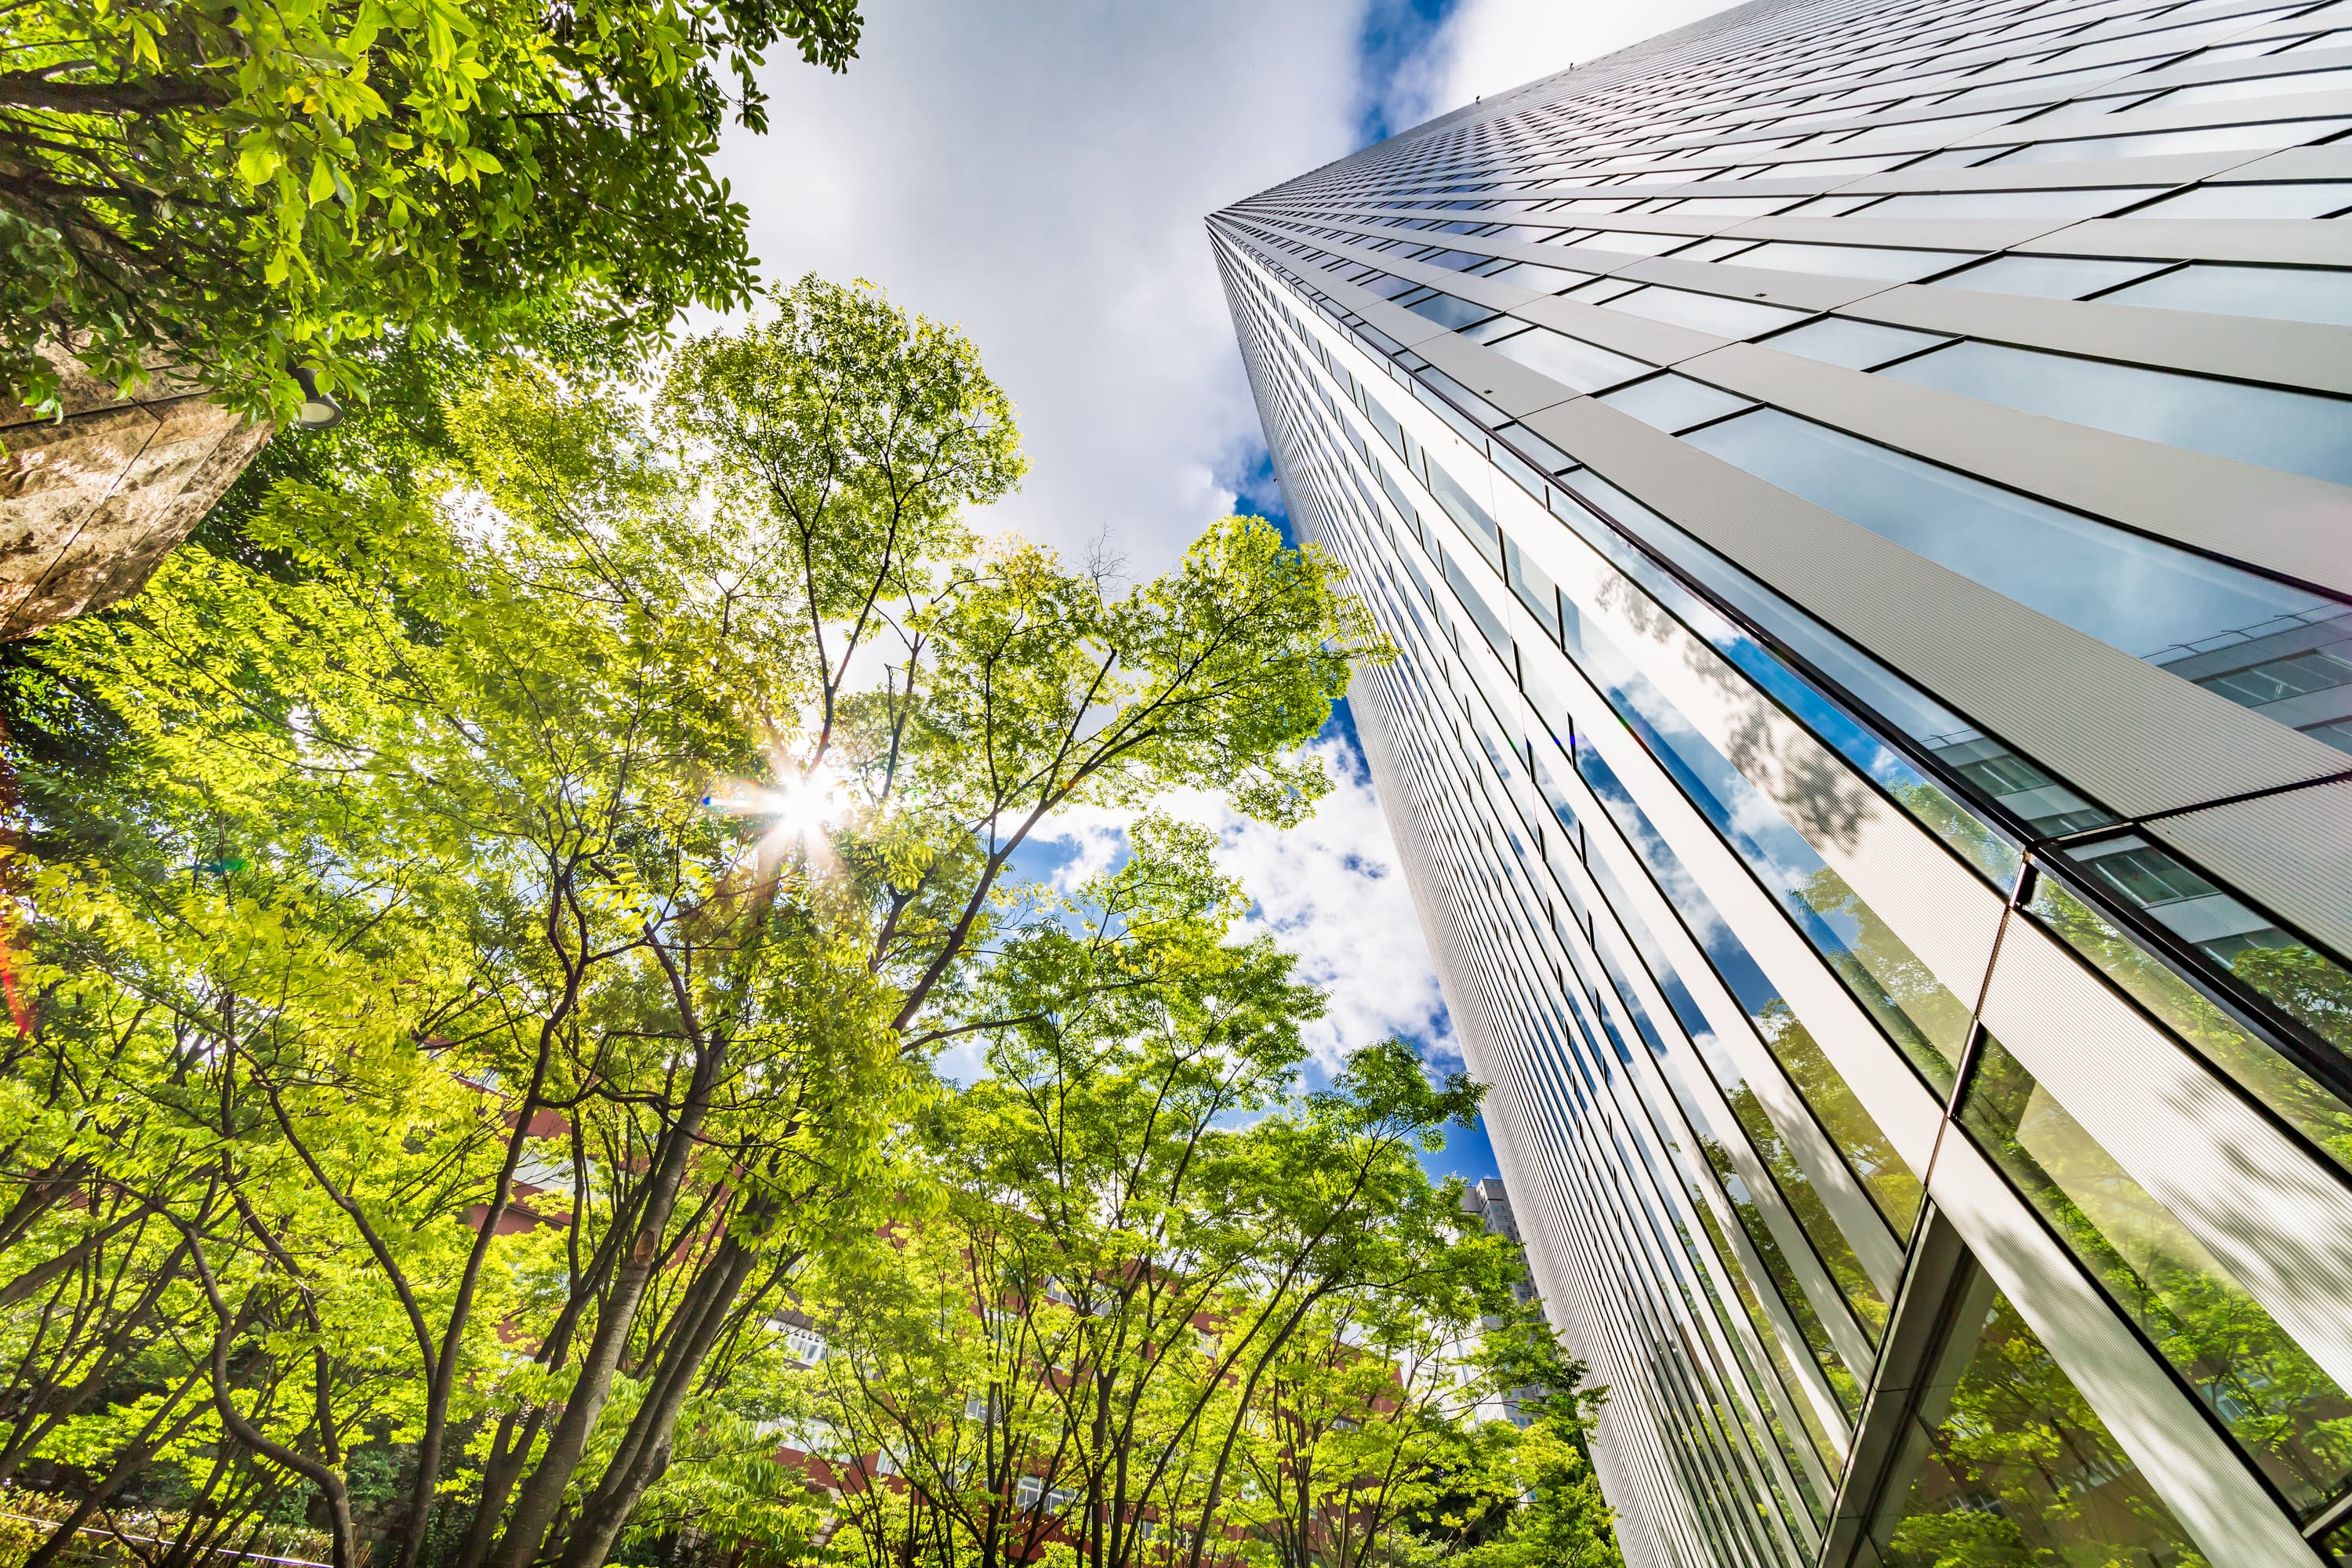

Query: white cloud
1381;0;1744;135
709;0;1740;1116
717;0;1374;580
1044;730;1455;1073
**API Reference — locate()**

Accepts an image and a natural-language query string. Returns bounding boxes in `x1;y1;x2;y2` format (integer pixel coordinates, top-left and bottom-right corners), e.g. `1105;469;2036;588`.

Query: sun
703;761;851;867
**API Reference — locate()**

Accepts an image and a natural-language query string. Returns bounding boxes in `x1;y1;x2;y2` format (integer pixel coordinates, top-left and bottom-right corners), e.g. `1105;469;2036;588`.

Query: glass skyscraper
1210;0;2352;1561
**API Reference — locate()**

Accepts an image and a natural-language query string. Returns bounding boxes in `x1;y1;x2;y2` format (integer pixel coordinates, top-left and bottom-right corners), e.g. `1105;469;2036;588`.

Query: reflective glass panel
1767;317;1951;368
1866;1265;2209;1566
1962;1032;2352;1514
1534;531;1984;1089
2100;261;2352;327
1551;637;1928;1238
1569;740;1897;1348
1486;325;1654;391
1647;1014;1872;1416
1552;470;2027;887
1684;408;2342;673
1405;292;1494;328
1602;373;1759;432
1879;339;2352;485
1934;252;2172;297
2025;872;2352;1173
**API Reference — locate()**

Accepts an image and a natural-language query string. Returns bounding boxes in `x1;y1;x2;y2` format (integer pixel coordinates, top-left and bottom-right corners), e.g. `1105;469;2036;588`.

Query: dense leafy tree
779;840;1620;1568
0;0;858;416
0;276;1377;1568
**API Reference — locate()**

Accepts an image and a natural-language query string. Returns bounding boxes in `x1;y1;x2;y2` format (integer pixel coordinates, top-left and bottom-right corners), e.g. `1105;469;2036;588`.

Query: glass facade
1210;0;2352;1561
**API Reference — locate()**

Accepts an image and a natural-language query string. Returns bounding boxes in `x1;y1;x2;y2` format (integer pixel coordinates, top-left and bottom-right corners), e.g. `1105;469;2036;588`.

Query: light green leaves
3;292;1392;1568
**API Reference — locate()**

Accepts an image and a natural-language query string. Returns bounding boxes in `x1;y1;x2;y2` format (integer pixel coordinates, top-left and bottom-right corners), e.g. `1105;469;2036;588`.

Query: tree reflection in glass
1871;1265;2209;1566
2027;876;2352;1177
1963;1034;2352;1515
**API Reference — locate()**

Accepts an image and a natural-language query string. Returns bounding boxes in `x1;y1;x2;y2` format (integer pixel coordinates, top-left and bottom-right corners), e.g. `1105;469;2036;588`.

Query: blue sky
1200;452;1497;1185
713;0;1730;1189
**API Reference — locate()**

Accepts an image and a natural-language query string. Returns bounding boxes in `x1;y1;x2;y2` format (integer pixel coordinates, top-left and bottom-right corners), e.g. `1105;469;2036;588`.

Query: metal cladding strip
1945;84;2352;148
1348;681;1706;1568
1836;285;2352;401
1680;340;2352;597
2147;777;2352;958
1308;401;1835;1561
1982;913;2352;1400
1926;1130;2325;1568
2031;216;2352;267
1515;395;2351;818
1261;252;1896;1442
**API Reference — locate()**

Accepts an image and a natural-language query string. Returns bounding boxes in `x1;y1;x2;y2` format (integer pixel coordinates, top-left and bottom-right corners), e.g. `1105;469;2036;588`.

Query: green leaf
238;140;283;187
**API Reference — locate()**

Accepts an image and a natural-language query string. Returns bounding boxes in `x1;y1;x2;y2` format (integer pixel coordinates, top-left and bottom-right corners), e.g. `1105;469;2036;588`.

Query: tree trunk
486;1054;720;1568
450;1411;538;1568
548;1235;761;1568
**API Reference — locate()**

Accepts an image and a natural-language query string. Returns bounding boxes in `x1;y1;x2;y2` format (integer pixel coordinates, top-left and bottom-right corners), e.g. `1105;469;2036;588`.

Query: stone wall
0;349;272;640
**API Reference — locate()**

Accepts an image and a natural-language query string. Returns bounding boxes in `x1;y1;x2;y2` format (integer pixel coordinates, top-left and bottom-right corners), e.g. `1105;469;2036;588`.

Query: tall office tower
1209;0;2352;1563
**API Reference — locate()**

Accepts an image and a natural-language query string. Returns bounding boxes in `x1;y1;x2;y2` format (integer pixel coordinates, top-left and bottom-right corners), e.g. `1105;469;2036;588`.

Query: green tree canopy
771;833;1621;1568
0;276;1379;1568
0;0;859;416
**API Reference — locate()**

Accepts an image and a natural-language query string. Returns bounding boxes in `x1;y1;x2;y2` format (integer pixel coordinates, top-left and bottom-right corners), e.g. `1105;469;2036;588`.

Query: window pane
1766;317;1951;368
2026;873;2352;1173
1725;241;1973;280
1504;535;1563;641
1405;291;1493;328
2100;261;2352;328
1935;253;2172;298
1858;187;2155;220
1603;285;1809;337
1554;468;2028;886
2123;180;2352;219
2303;716;2352;753
1683;408;2342;677
1668;1053;1871;1417
1486;324;1653;391
1867;1266;2208;1566
2199;647;2352;706
1878;339;2352;485
1425;460;1501;563
1962;1033;2352;1514
1573;743;1897;1343
1544;566;1977;1094
1559;656;1929;1236
1602;372;1759;432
